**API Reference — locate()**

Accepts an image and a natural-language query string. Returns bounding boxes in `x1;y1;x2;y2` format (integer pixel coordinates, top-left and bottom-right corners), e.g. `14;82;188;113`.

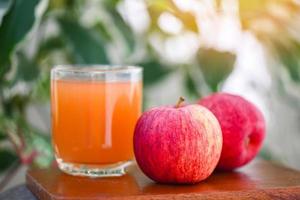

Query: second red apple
199;93;266;170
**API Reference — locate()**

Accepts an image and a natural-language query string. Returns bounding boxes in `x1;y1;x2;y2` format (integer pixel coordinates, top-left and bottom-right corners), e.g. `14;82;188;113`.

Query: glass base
56;158;133;177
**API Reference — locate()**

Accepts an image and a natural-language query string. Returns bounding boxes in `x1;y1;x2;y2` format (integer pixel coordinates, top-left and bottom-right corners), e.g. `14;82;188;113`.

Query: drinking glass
51;65;142;177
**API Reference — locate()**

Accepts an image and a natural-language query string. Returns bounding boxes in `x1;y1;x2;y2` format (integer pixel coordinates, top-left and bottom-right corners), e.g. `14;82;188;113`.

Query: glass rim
52;64;143;74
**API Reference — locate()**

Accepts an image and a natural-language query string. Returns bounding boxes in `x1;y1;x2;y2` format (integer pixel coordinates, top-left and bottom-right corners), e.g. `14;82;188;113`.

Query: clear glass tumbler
51;65;142;177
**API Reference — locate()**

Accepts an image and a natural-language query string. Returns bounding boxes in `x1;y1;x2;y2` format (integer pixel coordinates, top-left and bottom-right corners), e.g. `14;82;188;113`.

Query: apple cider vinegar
51;65;142;177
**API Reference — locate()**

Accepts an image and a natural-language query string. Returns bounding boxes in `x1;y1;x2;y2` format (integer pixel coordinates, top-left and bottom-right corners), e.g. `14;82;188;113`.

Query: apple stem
175;97;185;108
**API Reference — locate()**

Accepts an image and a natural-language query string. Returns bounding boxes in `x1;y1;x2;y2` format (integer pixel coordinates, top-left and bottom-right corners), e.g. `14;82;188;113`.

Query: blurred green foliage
0;0;300;182
0;150;17;172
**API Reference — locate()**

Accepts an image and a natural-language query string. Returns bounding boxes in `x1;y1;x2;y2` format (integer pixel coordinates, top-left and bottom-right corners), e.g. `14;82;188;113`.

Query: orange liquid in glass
51;79;142;164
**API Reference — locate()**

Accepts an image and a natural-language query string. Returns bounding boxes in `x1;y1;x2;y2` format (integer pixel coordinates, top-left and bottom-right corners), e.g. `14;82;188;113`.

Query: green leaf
0;0;12;25
0;0;41;78
138;59;171;86
36;36;65;60
12;36;64;83
110;10;135;53
30;70;50;101
49;0;78;11
274;41;300;82
0;131;6;141
103;0;121;8
0;115;8;141
198;49;236;91
31;133;53;168
0;150;17;172
58;17;109;64
184;71;199;97
20;123;53;168
94;22;112;42
14;51;39;82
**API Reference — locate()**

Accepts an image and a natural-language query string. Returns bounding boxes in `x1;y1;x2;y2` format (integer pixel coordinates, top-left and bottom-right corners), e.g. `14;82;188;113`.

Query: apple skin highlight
133;102;222;184
199;93;266;171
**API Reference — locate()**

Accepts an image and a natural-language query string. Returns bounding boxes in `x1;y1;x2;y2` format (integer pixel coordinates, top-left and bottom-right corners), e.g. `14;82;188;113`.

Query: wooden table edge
26;172;300;200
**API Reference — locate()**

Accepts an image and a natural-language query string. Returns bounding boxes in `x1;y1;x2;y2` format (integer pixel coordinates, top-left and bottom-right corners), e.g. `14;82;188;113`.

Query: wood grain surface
26;159;300;200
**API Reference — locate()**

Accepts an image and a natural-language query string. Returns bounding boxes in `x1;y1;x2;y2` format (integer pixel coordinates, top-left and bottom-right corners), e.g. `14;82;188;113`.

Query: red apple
133;97;222;184
199;93;266;170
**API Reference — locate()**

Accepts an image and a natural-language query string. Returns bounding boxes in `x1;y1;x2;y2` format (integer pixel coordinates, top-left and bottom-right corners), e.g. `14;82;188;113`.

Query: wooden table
26;159;300;199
